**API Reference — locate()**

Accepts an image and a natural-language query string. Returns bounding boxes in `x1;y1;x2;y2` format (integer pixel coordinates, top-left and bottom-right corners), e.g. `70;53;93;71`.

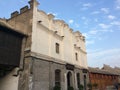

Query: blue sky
0;0;120;68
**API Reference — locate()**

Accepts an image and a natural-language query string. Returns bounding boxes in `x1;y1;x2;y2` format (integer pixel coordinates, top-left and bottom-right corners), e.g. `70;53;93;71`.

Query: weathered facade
89;65;120;90
0;0;89;90
0;19;25;90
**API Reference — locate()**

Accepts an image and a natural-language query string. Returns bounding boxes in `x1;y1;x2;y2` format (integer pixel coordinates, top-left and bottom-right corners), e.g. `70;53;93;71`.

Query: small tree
68;86;74;90
87;83;92;90
78;84;84;90
53;85;61;90
93;83;98;89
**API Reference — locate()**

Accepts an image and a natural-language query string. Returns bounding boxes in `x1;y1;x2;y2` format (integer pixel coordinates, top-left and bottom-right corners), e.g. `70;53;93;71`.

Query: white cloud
86;40;95;46
87;48;102;53
108;15;116;20
81;3;92;10
68;19;74;24
116;0;120;4
116;6;120;9
48;12;58;17
53;13;58;17
75;23;80;28
89;30;98;35
115;0;120;10
83;3;92;7
81;16;86;20
99;23;111;29
101;8;109;14
20;0;25;4
91;11;100;15
88;48;120;67
83;33;89;39
47;12;59;19
82;18;90;25
110;21;120;26
68;19;80;28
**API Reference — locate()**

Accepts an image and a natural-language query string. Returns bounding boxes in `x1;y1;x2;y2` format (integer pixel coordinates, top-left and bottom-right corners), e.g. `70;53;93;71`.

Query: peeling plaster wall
0;69;19;90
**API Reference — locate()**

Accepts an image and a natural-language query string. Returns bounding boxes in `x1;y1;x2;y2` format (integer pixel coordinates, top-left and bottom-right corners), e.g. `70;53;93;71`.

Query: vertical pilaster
64;73;67;90
74;72;78;90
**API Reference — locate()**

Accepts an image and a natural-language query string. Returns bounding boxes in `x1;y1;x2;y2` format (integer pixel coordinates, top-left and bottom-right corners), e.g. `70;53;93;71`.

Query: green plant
68;86;74;90
87;83;92;90
53;85;61;90
78;84;84;90
93;83;98;89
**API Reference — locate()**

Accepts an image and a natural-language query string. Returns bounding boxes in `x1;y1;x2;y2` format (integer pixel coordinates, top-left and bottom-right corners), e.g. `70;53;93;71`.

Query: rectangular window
75;53;78;61
56;43;59;54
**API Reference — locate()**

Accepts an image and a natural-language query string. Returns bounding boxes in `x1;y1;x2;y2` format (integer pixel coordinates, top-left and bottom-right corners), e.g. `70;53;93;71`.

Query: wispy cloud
108;15;116;20
88;48;120;67
101;8;109;14
115;0;120;10
47;12;58;17
81;16;86;20
110;21;120;26
91;11;100;15
68;19;80;28
86;40;95;46
83;3;92;7
20;0;29;4
81;3;93;10
87;48;103;53
75;23;80;28
81;16;90;25
47;12;59;19
89;30;98;35
99;23;111;29
20;0;25;4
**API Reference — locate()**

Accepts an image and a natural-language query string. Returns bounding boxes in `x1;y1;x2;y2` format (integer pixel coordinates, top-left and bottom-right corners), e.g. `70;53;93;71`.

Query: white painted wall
0;69;19;90
31;8;88;68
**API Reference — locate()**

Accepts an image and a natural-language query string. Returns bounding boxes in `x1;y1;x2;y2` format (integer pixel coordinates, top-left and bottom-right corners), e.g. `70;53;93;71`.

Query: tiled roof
89;67;120;75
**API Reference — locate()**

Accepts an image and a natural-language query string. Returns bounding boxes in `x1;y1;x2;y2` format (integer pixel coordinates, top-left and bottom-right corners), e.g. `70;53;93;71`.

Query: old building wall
89;67;120;90
0;68;19;90
31;9;87;68
7;8;32;35
32;58;66;90
26;56;89;90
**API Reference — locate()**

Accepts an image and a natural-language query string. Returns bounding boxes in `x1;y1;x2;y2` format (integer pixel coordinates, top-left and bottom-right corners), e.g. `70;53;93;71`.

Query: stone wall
22;56;89;90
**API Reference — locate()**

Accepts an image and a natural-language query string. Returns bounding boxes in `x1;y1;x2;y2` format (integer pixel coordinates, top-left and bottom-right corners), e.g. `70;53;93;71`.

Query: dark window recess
56;43;59;54
55;69;61;86
84;75;87;90
75;53;78;61
0;26;23;67
77;73;80;88
82;69;88;73
66;64;75;71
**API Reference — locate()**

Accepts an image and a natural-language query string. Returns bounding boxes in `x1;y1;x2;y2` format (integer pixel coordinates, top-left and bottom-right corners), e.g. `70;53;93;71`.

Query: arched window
77;73;80;88
67;71;73;87
55;69;61;86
